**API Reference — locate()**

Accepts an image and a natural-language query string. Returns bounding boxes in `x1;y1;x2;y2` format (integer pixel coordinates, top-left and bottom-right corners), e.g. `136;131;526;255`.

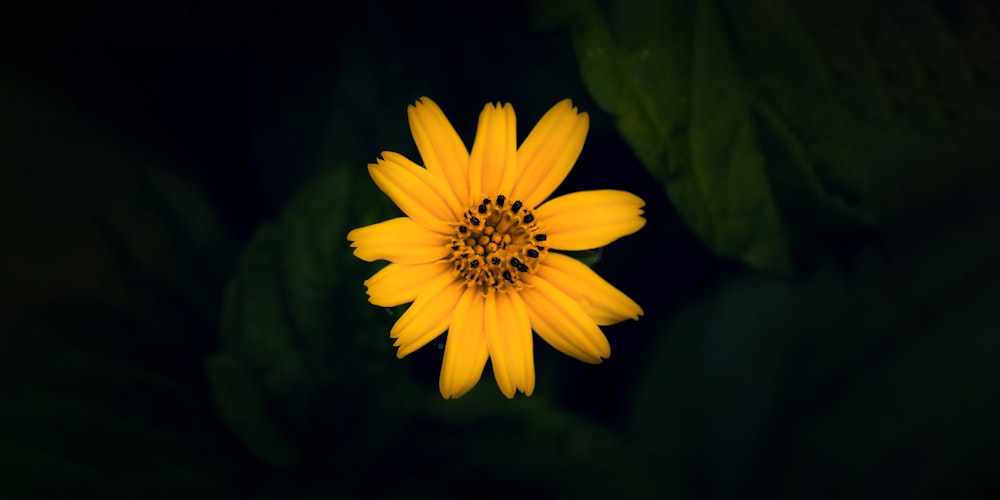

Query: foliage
3;0;999;497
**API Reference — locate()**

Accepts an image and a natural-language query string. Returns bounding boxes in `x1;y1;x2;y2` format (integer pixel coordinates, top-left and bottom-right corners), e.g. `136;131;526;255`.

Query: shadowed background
1;0;998;498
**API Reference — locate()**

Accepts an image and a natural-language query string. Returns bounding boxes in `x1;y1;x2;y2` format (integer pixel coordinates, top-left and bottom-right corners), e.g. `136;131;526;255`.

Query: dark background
1;0;998;498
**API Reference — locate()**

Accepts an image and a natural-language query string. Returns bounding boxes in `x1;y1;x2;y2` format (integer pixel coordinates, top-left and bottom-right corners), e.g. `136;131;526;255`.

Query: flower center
449;194;548;292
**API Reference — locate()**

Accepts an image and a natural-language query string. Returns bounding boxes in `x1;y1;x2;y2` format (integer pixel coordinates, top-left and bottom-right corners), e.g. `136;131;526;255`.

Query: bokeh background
2;0;999;498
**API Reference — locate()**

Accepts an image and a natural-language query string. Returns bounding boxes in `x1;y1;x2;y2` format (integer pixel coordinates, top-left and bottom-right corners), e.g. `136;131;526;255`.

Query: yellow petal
368;153;462;233
391;275;463;358
520;275;611;364
439;287;490;399
516;99;589;208
363;261;453;307
535;253;643;325
347;217;450;264
484;290;535;398
534;190;646;251
408;97;470;206
468;102;518;200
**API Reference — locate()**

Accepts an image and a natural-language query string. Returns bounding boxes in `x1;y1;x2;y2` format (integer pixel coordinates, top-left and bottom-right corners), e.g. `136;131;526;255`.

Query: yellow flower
347;97;646;399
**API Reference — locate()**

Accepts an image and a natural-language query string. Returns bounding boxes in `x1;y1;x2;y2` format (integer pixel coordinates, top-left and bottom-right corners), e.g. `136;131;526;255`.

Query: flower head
347;97;645;399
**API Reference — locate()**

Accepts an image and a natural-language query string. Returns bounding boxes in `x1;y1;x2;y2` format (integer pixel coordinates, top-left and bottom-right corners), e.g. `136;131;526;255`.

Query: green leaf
538;0;1000;277
561;247;604;267
0;314;239;498
630;197;1000;498
209;165;423;469
379;389;657;499
0;78;238;497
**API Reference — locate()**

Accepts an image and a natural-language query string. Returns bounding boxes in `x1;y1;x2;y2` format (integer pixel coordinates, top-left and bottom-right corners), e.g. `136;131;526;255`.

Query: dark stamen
451;195;551;290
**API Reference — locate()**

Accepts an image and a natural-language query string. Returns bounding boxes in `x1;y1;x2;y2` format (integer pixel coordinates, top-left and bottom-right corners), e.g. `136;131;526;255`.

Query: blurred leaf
561;247;604;267
0;311;239;498
209;164;423;470
630;196;1000;498
0;79;239;497
373;388;656;499
538;0;1000;277
0;78;233;322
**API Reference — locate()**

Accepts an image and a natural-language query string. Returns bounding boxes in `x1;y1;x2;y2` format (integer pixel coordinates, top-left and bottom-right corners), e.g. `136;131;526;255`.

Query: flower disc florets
449;195;548;292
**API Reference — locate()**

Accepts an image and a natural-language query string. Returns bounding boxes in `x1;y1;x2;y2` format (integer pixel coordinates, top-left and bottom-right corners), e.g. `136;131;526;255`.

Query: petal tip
499;384;515;399
411;96;437;108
